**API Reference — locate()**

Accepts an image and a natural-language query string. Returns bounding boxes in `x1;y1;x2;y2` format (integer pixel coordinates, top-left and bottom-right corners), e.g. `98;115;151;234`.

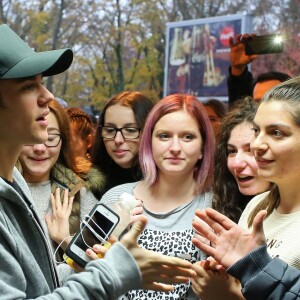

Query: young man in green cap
0;24;195;299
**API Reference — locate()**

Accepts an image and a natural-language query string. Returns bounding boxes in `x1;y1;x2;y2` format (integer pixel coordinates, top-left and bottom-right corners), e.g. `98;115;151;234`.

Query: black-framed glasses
100;126;141;140
44;134;61;147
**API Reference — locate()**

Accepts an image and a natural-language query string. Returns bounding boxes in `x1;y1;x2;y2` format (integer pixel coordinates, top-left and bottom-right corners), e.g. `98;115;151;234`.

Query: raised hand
45;187;74;250
191;261;244;300
121;216;197;292
192;208;267;269
229;34;258;76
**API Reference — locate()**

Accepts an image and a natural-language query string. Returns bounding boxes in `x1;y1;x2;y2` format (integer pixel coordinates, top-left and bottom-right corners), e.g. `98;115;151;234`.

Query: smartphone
65;204;119;267
244;34;283;55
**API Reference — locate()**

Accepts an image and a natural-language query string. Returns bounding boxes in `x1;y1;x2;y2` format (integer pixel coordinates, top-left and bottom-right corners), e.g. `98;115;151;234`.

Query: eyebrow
104;122;138;127
252;121;291;130
227;143;250;148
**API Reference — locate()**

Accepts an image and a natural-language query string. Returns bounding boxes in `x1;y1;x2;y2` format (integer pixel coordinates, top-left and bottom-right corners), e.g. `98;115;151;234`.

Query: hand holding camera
229;33;284;77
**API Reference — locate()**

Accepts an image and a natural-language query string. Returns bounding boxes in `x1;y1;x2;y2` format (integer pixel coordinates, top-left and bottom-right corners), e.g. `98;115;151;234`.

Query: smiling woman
213;97;270;223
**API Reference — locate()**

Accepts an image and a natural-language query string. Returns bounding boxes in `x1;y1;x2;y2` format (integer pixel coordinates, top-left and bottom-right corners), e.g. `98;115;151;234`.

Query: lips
113;149;127;153
237;175;254;182
165;157;183;160
36;110;50;122
30;157;48;162
255;157;274;166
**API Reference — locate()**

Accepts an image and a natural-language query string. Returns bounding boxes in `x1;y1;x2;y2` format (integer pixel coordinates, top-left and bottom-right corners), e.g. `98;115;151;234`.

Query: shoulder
195;191;213;208
84;166;106;193
238;191;270;228
245;191;270;211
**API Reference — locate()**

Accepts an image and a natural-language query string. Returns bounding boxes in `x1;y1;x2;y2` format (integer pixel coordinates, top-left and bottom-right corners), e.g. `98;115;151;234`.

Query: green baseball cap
0;24;73;79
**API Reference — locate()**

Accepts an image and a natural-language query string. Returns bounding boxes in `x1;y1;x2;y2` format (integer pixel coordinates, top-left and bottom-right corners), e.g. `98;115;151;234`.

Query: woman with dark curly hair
212;97;270;223
191;97;270;299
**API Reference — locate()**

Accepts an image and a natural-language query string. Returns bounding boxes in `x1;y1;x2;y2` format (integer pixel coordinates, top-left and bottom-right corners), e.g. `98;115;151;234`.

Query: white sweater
239;191;300;269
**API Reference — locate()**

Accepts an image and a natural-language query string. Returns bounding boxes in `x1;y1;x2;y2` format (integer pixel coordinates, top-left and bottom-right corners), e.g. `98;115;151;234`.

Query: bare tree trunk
47;0;65;92
115;0;124;91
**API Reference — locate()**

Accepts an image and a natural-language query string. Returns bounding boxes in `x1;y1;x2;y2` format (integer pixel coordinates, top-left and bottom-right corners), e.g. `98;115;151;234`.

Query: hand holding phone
65;204;119;267
244;34;284;55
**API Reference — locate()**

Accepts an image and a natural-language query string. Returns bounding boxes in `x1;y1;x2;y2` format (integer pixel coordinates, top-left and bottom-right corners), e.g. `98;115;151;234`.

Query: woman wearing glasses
92;91;154;198
17;99;105;283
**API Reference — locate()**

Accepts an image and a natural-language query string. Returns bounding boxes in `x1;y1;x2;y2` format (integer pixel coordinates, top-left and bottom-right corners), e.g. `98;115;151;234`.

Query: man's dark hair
254;71;291;87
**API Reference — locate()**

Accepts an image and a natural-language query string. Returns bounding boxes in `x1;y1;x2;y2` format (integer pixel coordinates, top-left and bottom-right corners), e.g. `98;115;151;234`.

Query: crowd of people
1;23;299;300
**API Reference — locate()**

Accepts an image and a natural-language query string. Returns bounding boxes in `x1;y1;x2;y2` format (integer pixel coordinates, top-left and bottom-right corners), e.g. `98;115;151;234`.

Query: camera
244;34;284;55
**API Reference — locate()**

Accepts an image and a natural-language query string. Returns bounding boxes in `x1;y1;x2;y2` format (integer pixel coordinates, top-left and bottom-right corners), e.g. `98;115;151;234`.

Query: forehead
228;122;254;144
104;104;136;124
253;80;281;102
155;110;199;129
255;101;295;125
204;105;218;117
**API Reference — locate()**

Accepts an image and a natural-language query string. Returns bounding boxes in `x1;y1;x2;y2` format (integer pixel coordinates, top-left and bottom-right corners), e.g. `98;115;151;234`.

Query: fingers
120;215;148;248
86;248;100;260
143;282;175;292
252;210;267;245
131;206;143;216
192;237;217;258
201;208;236;233
50;188;73;217
92;242;111;258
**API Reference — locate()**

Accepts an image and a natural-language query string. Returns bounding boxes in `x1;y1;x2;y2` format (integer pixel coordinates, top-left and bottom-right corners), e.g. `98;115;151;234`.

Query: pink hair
139;94;215;195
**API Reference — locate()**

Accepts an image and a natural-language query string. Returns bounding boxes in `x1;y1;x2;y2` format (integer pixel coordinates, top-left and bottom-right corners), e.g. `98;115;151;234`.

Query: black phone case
244;34;283;55
65;203;119;267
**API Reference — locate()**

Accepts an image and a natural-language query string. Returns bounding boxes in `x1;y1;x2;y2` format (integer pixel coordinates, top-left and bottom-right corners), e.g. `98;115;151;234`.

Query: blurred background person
65;107;95;161
203;98;227;140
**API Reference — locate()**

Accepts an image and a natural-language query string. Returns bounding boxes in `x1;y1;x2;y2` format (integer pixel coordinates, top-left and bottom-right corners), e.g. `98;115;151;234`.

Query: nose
32;143;47;153
251;132;268;154
231;152;248;169
38;85;54;106
114;130;125;145
169;136;181;154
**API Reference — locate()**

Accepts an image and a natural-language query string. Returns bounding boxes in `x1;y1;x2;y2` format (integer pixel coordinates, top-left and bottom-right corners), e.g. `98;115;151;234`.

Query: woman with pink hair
100;93;215;299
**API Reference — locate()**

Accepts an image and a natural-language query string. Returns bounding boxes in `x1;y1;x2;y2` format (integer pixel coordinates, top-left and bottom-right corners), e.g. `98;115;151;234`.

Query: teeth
238;175;249;179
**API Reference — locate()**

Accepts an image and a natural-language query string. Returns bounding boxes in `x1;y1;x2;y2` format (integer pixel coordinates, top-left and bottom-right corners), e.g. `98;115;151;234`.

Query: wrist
59;235;73;251
231;65;246;76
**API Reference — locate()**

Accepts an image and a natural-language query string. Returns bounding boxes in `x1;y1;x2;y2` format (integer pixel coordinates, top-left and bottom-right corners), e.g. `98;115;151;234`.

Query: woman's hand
192;208;267;269
46;188;74;250
192;261;245;300
129;199;144;224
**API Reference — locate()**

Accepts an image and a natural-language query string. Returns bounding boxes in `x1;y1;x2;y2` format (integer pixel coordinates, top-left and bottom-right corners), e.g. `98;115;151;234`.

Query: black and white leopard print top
100;182;212;300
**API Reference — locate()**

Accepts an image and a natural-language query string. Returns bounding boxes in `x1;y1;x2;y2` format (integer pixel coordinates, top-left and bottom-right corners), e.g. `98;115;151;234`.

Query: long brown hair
248;77;300;227
48;100;81;234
